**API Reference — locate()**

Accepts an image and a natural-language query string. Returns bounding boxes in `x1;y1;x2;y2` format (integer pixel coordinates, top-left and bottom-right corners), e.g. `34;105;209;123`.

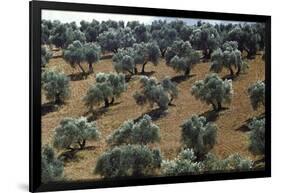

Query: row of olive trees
41;77;264;181
42;19;265;60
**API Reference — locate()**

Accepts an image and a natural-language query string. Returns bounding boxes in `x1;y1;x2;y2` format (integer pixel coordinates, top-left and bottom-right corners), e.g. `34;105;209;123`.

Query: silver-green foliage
165;40;201;76
41;69;70;104
64;40;101;74
84;42;101;73
248;118;265;155
248;81;265;110
134;76;176;110
210;41;245;76
41;46;53;67
162;149;202;176
181;115;217;157
53;117;100;150
203;153;253;172
107;114;160;146
191;73;233;111
83;73;126;110
94;145;162;177
113;42;161;75
41;145;64;183
112;48;136;75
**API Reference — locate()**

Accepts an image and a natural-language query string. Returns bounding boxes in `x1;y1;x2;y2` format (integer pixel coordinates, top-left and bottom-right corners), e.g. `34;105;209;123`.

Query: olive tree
161;148;202;176
84;43;101;73
113;48;136;76
248;118;265;155
97;29;120;53
190;24;221;59
94;145;162;177
133;24;150;43
63;40;86;75
165;40;201;77
227;24;261;59
248;81;265;110
53;117;100;151
161;77;178;105
41;145;64;183
133;42;161;74
203;153;253;172
181;115;217;158
84;73;126;110
191;73;233;111
107;114;160;146
133;76;176;110
210;41;245;76
41;69;70;104
41;46;53;67
113;42;161;75
49;22;68;48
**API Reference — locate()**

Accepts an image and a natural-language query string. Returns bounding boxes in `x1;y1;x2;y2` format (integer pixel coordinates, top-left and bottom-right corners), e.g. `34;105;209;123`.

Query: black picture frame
30;1;271;192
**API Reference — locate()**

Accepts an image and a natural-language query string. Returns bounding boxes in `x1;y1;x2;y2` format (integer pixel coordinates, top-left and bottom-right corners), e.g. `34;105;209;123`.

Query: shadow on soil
41;102;59;116
58;145;97;163
68;72;91;81
134;108;168;122
171;74;196;84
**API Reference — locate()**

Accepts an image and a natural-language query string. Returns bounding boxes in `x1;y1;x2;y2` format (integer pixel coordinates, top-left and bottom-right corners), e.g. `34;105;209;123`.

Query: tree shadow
134;108;168;122
199;110;219;122
171;74;196;84
235;124;251;132
86;107;109;121
58;146;98;163
41;102;59;116
68;72;90;81
137;71;156;77
199;107;228;122
222;74;237;81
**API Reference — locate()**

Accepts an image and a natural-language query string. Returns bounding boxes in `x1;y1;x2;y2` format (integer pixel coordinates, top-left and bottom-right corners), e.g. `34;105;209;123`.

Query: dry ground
42;54;265;181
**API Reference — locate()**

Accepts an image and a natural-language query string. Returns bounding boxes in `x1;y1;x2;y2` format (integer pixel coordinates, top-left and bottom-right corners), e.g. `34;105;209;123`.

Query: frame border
30;1;271;192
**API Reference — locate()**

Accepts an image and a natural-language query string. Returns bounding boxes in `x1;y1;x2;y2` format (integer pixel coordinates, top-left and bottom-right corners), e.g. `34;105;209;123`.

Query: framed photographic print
30;0;271;192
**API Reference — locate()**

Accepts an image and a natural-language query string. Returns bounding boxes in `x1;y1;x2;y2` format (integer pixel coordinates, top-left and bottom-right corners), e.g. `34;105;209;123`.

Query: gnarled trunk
104;98;109;108
141;61;148;74
88;62;93;73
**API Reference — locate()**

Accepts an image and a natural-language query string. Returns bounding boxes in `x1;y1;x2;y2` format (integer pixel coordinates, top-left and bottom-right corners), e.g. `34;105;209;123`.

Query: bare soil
42;54;265;181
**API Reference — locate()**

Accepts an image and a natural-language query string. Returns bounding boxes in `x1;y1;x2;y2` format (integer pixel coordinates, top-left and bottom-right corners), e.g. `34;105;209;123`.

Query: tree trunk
161;48;166;57
141;61;148;74
229;66;234;76
217;102;222;111
77;62;86;75
104;98;109;108
134;67;138;74
236;64;241;76
168;96;174;105
78;139;86;149
110;97;115;105
184;67;191;77
211;102;217;111
88;62;93;73
55;93;62;104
